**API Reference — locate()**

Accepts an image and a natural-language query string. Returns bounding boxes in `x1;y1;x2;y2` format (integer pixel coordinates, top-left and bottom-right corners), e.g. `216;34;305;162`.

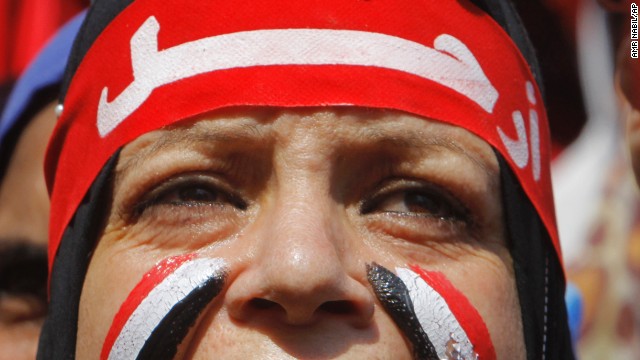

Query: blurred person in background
0;13;85;360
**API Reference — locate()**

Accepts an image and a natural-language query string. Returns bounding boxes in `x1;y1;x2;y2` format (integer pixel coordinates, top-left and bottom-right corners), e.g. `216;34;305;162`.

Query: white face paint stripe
97;15;498;137
107;258;226;360
396;267;476;359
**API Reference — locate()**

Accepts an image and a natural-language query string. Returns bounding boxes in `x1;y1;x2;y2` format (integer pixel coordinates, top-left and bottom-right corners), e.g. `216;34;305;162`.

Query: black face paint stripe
366;262;439;360
135;271;226;360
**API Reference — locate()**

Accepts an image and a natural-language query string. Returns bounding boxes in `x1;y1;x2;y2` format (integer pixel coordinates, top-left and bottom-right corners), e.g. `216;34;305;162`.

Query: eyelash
130;174;473;236
133;173;247;217
360;180;472;225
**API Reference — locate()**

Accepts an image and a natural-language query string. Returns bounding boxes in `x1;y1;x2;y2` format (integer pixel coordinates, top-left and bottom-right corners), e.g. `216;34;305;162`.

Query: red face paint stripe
410;264;497;360
100;252;196;360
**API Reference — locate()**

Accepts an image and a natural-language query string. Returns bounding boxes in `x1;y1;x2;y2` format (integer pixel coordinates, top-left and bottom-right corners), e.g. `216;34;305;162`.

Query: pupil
405;192;442;215
179;187;217;202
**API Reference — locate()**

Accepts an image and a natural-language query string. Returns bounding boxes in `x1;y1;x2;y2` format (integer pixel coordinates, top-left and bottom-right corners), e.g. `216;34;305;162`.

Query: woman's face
77;107;525;359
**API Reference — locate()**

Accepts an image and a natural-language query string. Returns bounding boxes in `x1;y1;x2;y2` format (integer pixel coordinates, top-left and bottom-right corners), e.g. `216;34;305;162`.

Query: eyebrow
118;118;495;180
354;126;496;177
118;122;267;178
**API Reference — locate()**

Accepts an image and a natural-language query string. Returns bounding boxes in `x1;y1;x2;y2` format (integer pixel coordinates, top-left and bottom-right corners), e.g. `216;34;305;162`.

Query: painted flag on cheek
100;254;227;360
367;263;496;360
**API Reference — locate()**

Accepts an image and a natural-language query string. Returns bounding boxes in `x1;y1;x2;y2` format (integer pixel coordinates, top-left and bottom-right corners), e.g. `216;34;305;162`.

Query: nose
225;200;375;328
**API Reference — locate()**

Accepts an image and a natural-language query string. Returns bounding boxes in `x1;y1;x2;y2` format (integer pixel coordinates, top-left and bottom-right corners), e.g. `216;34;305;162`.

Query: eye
0;243;48;323
361;180;469;222
135;173;247;215
163;185;222;204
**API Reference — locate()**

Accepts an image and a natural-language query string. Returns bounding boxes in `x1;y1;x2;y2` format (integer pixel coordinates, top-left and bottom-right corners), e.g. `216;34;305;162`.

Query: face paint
400;266;496;360
367;263;439;360
100;253;227;360
367;263;495;360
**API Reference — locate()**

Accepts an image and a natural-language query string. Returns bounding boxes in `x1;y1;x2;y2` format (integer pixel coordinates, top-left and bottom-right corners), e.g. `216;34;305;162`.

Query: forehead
118;106;498;175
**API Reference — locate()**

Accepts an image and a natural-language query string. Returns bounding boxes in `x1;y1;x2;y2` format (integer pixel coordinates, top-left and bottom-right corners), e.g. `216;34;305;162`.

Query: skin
78;107;525;359
0;102;55;360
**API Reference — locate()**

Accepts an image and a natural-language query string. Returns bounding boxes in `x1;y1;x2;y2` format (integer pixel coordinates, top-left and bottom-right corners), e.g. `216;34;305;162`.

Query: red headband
46;0;560;270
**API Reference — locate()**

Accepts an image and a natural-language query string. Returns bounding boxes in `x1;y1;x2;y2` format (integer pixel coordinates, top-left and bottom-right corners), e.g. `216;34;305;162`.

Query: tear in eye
172;186;221;204
362;182;468;222
405;191;446;214
153;182;227;207
378;191;460;219
135;174;248;215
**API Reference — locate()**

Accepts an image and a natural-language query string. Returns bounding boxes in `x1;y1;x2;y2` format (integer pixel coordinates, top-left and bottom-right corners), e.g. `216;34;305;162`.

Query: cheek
78;245;227;359
78;239;161;358
376;229;523;356
459;263;524;359
423;259;524;360
382;264;497;360
371;258;522;360
78;256;132;358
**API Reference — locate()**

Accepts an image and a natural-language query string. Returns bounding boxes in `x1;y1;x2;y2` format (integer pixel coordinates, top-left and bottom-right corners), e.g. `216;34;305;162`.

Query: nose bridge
262;121;342;270
259;187;344;289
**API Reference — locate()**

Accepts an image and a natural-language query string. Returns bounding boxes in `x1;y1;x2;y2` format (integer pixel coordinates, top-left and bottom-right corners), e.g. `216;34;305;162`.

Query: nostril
249;298;280;310
246;298;360;321
318;300;357;315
